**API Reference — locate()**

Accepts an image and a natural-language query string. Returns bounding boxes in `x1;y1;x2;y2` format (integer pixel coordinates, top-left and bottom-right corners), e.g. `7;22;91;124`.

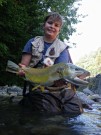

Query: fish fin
6;68;18;74
6;60;19;73
32;85;45;92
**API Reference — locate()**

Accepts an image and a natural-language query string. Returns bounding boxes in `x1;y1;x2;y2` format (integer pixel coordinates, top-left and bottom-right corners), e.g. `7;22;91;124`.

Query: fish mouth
66;71;90;86
74;76;89;84
77;71;90;80
74;71;90;85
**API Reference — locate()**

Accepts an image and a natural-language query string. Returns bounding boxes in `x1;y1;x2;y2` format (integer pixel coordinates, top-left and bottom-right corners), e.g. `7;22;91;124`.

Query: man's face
43;17;62;40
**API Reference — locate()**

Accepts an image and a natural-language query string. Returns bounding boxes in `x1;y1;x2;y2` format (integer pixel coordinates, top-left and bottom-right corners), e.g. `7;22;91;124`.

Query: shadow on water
0;101;101;135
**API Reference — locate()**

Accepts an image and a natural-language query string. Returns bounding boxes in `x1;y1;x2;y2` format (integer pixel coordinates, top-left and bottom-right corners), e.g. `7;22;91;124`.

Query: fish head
64;63;90;86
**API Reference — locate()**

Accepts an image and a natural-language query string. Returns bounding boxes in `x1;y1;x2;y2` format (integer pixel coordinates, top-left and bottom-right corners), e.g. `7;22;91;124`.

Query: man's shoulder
25;38;35;47
28;38;35;43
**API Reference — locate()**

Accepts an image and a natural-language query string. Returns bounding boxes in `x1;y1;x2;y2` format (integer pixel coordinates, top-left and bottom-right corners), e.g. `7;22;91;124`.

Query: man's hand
17;63;26;76
43;58;54;67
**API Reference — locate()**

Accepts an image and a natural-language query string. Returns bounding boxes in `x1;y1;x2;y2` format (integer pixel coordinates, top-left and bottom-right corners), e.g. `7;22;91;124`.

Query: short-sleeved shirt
22;38;73;64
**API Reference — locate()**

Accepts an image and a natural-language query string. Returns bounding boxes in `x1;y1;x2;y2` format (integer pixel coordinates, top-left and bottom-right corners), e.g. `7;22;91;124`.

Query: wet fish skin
6;60;90;86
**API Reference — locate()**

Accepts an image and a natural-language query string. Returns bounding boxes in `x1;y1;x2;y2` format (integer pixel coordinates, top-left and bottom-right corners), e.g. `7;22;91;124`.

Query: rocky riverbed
0;76;101;135
0;85;101;108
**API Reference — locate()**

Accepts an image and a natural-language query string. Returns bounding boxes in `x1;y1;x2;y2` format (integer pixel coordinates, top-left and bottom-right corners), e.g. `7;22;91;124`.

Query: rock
7;85;23;96
83;87;94;96
88;94;101;103
76;91;95;105
76;91;95;109
0;85;23;104
11;96;23;103
90;74;101;95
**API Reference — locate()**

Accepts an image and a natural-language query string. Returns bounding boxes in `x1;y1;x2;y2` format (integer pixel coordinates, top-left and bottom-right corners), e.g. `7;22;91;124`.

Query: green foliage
41;0;80;40
0;0;7;5
0;43;9;57
76;47;101;77
0;0;81;86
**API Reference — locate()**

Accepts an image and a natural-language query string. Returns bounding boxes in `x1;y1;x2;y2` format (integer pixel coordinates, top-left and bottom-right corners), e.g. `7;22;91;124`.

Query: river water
0;101;101;135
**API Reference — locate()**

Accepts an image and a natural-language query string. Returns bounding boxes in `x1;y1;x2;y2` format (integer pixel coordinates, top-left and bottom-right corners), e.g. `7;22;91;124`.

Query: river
0;101;101;135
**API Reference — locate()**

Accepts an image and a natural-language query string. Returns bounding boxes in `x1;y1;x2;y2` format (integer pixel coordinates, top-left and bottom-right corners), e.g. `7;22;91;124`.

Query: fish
6;60;90;88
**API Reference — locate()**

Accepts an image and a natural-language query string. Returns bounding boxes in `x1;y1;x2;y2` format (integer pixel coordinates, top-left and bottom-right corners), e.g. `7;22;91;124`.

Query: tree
0;0;81;85
76;47;101;77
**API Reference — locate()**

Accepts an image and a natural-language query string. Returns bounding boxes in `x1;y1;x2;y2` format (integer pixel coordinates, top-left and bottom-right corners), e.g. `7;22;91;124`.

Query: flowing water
0;101;101;135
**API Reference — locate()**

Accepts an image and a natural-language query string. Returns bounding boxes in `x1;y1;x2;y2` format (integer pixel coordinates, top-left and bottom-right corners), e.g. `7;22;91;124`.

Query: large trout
6;60;90;87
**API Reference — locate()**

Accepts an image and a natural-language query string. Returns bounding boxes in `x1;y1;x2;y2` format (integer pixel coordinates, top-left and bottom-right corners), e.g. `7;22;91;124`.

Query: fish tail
6;60;19;74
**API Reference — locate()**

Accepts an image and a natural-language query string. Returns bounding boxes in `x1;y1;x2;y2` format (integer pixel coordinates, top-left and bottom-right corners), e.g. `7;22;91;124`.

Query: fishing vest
30;36;68;67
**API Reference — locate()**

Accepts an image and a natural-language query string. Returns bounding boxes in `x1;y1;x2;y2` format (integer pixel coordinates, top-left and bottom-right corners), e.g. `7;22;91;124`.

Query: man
19;12;83;115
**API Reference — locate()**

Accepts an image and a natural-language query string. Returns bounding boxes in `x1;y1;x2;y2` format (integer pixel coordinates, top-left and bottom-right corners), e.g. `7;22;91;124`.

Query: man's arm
20;53;32;66
55;49;73;64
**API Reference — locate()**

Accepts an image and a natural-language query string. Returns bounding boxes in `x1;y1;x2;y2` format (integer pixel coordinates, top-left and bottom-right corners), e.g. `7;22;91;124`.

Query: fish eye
75;68;79;71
